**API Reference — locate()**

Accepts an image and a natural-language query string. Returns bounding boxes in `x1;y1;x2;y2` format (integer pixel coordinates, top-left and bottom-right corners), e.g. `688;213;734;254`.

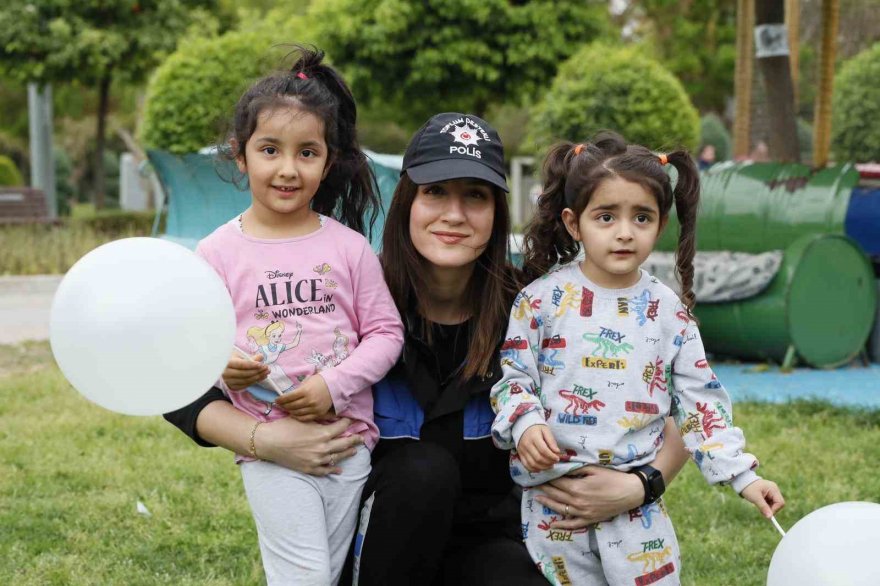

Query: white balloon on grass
50;237;235;416
767;501;880;586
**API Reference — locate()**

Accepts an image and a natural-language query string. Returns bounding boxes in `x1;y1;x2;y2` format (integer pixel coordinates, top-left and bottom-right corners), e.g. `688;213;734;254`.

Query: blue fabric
845;186;880;256
373;377;424;439
373;377;497;439
714;363;880;410
463;394;496;440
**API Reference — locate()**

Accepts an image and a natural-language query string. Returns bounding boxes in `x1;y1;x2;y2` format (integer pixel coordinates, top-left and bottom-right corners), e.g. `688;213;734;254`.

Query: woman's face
409;179;496;270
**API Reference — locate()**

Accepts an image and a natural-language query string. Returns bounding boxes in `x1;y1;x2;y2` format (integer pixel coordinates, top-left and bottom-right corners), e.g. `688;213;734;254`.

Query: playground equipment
696;233;875;368
146;149;401;250
656;162;877;367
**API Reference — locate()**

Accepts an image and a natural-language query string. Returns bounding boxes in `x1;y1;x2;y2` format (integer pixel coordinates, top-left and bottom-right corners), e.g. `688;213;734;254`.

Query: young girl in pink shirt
196;46;403;584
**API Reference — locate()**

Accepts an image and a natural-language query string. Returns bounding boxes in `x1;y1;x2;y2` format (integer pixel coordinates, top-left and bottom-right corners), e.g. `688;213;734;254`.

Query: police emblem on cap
440;117;491;159
449;123;481;147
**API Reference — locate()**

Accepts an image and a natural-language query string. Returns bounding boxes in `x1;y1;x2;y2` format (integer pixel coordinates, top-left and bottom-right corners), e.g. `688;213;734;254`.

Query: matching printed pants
521;486;681;586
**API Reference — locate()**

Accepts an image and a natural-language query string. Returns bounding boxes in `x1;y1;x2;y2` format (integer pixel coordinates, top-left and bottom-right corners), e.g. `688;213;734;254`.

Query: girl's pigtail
292;45;379;238
666;150;700;316
522;142;579;282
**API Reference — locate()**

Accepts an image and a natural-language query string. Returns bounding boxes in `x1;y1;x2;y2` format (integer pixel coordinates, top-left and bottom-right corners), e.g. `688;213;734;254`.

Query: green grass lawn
1;342;878;585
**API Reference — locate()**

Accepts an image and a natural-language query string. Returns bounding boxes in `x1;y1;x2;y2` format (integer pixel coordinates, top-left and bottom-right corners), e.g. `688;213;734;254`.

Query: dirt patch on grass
0;340;55;378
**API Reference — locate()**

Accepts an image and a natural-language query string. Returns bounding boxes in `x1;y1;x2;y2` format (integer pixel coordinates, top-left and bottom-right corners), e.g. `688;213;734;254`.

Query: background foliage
700;113;733;161
140;31;283;154
620;0;737;115
140;18;307;153
311;0;611;125
527;44;700;154
0;155;23;186
831;42;880;162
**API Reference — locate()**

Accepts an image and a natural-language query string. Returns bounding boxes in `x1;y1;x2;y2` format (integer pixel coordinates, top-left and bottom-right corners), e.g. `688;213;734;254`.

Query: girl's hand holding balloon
223;350;270;391
740;478;785;518
276;375;334;421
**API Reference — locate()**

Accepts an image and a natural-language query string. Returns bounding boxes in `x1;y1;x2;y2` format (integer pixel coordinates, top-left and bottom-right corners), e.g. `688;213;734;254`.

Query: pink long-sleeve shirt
196;216;404;458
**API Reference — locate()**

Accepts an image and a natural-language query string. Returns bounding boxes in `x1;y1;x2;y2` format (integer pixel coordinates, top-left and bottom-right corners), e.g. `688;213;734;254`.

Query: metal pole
27;83;57;218
733;0;755;159
813;0;839;168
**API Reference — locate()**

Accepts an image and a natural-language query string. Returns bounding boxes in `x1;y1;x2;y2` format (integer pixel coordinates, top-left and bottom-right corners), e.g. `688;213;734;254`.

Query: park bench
0;187;50;225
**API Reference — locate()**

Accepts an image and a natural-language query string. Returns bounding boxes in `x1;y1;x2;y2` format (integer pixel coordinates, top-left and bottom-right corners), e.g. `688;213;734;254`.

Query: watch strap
632;464;664;506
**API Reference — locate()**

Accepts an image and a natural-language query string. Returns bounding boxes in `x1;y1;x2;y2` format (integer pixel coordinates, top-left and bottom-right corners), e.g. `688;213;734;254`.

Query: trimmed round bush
0;154;23;186
528;44;700;153
832;42;880;162
140;31;279;154
700;113;732;161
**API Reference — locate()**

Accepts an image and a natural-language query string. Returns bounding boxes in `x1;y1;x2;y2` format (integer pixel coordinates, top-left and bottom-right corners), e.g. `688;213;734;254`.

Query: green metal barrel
695;234;877;368
657;162;859;252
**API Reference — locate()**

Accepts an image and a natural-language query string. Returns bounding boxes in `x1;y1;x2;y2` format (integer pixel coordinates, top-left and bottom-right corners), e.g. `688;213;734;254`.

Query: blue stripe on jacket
373;377;495;440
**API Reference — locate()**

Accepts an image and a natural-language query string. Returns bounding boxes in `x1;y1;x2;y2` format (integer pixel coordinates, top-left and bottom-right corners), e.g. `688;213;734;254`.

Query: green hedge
140;31;279;154
527;44;700;153
68;208;158;234
832;42;880;162
0;154;23;186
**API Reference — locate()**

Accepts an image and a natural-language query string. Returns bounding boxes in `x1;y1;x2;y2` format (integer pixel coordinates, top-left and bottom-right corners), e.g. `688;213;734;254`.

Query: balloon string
770;515;786;537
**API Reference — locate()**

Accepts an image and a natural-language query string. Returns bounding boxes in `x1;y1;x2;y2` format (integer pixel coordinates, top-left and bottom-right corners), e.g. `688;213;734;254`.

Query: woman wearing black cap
165;112;690;585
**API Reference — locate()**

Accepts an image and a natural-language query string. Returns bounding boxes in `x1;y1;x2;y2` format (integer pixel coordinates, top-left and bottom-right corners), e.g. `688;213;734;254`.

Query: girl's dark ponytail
665;150;700;315
290;46;379;239
522;142;580;282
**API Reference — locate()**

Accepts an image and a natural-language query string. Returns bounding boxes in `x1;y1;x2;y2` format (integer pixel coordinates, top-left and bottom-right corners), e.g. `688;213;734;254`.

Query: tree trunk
813;0;839;168
755;0;800;162
94;73;111;209
734;0;755;158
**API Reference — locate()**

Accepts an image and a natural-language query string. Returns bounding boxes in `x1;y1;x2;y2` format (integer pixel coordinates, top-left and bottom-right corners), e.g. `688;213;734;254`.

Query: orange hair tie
573;143;585;156
658;154;668;165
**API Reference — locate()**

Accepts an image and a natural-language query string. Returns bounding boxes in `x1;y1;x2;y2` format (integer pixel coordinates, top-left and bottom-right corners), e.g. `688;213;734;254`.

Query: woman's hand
223;351;270;391
257;416;363;476
534;466;645;530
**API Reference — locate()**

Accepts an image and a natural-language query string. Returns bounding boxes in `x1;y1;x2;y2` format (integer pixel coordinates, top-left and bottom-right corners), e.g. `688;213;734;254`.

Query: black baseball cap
402;112;508;192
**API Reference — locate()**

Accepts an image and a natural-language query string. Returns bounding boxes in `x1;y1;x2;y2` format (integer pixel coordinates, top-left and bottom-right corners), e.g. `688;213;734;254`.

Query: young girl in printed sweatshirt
197;46;403;584
490;132;784;585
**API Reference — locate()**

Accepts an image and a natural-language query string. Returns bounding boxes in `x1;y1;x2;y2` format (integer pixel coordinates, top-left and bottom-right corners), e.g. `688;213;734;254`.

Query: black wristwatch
631;465;665;506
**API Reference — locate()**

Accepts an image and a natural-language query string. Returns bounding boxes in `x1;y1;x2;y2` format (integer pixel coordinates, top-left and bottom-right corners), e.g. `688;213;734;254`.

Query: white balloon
50;237;235;416
767;501;880;586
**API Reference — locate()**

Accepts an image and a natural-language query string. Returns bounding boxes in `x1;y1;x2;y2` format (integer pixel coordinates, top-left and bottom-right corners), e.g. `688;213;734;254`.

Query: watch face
647;469;665;496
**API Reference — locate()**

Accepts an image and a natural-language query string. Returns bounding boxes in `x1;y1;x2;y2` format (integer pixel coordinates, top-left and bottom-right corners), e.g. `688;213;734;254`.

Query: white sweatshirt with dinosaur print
490;263;760;494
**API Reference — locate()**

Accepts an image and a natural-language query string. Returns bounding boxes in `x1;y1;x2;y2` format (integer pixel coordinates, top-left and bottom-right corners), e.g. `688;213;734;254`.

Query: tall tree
0;0;217;208
310;0;611;125
754;0;800;161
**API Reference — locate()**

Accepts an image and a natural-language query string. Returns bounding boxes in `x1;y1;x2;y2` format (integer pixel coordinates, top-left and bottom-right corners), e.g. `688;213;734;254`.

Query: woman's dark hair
381;174;524;380
522;131;700;314
225;45;378;237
